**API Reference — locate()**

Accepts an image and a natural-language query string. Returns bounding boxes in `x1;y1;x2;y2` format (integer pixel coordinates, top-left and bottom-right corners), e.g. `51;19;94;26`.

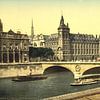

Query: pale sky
0;0;100;36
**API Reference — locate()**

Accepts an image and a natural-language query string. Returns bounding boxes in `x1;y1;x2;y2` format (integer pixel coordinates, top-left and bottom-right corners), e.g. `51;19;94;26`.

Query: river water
0;71;100;100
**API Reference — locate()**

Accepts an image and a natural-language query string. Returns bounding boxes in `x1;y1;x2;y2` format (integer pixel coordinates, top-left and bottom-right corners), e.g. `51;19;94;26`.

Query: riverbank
43;87;100;100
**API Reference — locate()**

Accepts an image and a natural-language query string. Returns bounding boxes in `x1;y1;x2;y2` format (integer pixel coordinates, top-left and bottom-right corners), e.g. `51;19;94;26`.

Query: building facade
0;19;29;63
45;16;100;61
32;34;49;47
30;20;49;48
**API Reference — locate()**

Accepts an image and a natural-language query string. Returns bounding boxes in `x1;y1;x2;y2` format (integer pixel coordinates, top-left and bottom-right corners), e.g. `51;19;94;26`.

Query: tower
58;15;70;35
57;16;71;61
0;19;3;32
31;19;34;40
99;35;100;57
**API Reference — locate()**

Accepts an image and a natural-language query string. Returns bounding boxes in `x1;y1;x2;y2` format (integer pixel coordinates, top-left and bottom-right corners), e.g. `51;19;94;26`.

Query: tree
29;47;54;61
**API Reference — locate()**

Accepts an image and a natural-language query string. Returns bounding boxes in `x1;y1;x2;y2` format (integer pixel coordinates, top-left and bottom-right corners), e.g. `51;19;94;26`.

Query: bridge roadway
0;61;100;78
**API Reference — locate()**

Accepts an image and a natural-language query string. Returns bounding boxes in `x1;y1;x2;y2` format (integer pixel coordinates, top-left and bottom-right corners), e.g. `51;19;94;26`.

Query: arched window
9;46;13;51
15;46;18;50
3;45;7;51
40;42;43;46
34;42;37;47
57;47;62;51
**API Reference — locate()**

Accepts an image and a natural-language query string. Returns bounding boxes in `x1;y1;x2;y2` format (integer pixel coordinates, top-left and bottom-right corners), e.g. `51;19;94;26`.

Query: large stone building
46;16;100;61
32;16;100;61
0;19;29;63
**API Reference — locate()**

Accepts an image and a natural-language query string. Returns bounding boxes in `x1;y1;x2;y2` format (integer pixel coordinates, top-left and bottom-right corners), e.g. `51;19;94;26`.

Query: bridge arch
42;65;74;77
83;66;100;75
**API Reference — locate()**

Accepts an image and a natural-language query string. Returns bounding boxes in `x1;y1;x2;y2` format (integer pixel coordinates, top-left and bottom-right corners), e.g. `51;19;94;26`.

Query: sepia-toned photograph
0;0;100;100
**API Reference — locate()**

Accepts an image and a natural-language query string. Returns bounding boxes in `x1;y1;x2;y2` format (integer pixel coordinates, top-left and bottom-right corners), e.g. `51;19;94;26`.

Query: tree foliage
29;47;54;61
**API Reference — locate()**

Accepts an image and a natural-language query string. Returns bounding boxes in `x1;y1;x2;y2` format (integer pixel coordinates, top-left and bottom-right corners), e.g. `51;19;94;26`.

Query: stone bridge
34;62;100;79
0;62;100;79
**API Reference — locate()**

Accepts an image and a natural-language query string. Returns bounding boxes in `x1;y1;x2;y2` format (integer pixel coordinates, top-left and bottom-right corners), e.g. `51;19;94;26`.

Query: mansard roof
45;33;58;42
70;33;99;42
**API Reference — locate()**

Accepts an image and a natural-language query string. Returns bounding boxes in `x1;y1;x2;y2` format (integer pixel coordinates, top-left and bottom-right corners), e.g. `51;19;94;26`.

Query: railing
0;61;100;65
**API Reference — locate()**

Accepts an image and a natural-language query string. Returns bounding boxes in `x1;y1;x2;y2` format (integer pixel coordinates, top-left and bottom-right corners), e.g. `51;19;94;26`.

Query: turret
99;35;100;57
60;15;64;26
0;19;3;32
58;16;70;34
31;19;34;40
66;22;70;33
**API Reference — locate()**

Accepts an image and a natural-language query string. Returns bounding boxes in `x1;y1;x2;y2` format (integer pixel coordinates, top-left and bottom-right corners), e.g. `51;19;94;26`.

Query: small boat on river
70;81;97;86
12;75;47;82
12;68;47;82
70;74;100;86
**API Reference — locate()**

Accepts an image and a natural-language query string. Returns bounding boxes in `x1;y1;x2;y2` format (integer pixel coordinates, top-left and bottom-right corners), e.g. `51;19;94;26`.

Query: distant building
32;16;100;61
0;19;29;63
32;34;49;47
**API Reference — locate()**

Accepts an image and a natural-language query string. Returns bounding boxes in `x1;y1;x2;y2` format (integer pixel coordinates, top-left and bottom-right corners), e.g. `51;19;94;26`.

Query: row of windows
63;41;69;44
59;49;99;55
73;49;99;55
46;42;99;50
73;43;99;49
33;42;44;47
63;55;98;61
45;42;58;46
2;46;28;51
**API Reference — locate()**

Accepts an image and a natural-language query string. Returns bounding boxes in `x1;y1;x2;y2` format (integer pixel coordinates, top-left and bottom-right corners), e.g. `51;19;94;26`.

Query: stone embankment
43;87;100;100
0;63;42;78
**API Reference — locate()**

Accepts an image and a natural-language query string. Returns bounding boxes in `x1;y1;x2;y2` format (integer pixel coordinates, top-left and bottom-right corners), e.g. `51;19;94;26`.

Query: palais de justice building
0;19;29;63
32;16;100;61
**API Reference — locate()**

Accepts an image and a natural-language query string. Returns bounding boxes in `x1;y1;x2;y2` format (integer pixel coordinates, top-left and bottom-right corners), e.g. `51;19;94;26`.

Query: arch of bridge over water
32;62;100;79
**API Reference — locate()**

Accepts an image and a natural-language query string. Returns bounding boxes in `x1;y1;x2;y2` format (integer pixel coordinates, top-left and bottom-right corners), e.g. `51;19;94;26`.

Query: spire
0;19;3;32
31;19;34;40
60;15;64;26
67;23;69;28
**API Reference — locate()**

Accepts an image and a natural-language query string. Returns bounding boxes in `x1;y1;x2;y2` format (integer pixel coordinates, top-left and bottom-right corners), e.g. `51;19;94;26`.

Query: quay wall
0;63;43;78
43;87;100;100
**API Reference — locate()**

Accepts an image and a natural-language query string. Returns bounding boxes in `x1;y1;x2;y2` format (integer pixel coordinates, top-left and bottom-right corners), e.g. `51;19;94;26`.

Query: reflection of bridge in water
0;62;100;79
